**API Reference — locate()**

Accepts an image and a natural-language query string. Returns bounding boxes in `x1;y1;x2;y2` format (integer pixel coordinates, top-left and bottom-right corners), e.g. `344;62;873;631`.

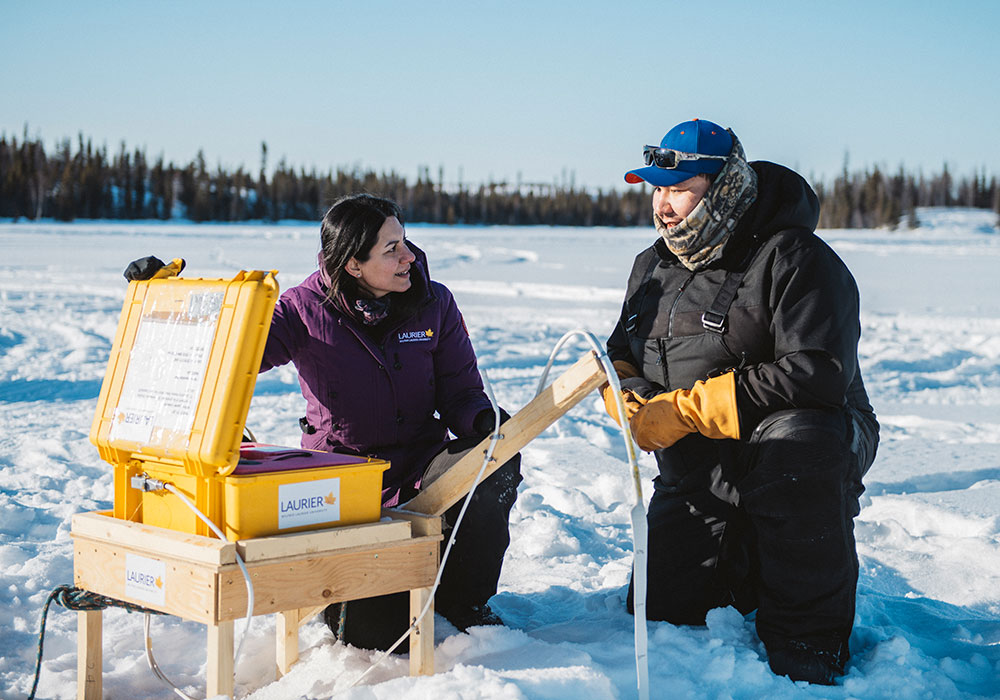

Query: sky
2;0;999;193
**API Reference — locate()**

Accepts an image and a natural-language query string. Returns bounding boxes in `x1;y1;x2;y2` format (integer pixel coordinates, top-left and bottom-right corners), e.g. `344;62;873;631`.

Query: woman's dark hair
319;193;404;301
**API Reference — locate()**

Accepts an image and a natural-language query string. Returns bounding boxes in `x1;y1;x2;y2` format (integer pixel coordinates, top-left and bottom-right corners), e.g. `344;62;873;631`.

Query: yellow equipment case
89;268;388;541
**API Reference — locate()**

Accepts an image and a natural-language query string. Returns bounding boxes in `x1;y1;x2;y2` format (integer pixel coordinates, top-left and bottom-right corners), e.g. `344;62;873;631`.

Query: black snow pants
628;407;876;655
337;436;522;651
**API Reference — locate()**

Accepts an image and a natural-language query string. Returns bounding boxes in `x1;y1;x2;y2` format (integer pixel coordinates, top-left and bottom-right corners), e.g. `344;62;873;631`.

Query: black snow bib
624;254;754;392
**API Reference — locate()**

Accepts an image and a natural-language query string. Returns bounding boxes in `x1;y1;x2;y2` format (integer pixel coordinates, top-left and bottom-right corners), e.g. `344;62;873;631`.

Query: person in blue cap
602;118;879;684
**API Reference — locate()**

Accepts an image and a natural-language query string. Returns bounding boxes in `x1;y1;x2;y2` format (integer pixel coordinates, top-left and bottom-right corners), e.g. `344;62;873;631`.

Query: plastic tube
144;612;198;700
140;483;255;700
536;330;649;700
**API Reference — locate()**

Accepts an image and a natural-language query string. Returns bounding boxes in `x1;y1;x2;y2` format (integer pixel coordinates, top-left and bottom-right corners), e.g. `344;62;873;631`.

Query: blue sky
2;0;998;192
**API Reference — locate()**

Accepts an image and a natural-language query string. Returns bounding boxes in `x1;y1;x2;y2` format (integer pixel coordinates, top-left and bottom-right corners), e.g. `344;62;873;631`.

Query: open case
88;268;388;541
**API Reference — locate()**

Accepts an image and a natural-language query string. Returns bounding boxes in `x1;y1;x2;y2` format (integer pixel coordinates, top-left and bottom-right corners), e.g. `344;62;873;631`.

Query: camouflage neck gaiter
654;133;758;271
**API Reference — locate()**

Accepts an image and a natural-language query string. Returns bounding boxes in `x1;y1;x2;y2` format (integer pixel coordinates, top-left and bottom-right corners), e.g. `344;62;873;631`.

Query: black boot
766;639;847;685
440;603;504;631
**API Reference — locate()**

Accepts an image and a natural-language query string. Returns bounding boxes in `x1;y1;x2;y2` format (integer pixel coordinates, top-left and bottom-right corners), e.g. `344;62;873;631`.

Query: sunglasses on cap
642;145;728;169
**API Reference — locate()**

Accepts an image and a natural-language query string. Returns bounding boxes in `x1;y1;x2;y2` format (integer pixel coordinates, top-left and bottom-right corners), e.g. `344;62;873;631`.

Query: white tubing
347;369;503;688
144;612;198;700
629;502;650;698
157;482;255;700
536;329;649;700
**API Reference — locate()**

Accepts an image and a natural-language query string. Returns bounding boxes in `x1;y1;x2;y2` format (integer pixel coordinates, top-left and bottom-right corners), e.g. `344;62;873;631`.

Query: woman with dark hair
125;193;521;650
260;193;522;649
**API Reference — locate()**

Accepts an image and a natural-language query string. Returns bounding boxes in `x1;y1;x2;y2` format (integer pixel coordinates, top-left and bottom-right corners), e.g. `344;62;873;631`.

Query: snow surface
1;207;999;699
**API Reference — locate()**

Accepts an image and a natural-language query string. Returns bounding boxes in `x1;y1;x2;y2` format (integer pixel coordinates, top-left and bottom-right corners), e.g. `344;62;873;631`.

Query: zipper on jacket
667;272;696;336
339;317;387;366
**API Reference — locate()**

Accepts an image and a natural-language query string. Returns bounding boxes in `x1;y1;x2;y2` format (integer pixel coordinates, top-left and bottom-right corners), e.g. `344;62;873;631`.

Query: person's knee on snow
628;481;744;624
737;409;860;680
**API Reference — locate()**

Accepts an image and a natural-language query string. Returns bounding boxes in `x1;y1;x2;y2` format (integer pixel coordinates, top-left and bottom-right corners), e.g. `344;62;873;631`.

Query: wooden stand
71;509;442;699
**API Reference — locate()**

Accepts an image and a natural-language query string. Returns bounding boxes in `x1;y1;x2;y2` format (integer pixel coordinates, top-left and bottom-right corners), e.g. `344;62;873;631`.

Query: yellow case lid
90;270;279;477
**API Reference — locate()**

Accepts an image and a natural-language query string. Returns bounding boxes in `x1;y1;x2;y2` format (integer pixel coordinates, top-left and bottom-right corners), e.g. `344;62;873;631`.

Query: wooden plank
274;603;327;677
73;537;219;623
383;508;443;537
296;604;327;626
71;511;236;565
237;520;412;562
404;351;606;515
275;609;301;678
216;537;440;621
409;587;434;676
77;609;102;700
206;621;234;699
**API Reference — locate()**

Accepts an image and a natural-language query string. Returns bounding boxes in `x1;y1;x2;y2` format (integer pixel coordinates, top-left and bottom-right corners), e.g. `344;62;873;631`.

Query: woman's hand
473;406;511;438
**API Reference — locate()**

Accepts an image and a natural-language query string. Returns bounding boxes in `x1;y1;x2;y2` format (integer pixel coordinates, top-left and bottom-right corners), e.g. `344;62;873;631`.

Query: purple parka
260;245;491;506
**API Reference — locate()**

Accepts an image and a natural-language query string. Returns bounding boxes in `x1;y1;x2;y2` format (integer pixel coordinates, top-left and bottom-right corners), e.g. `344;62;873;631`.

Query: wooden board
410;587;434;676
216;536;441;621
73;536;220;623
206;621;234;698
72;511;236;565
384;508;444;537
237;520;412;562
77;610;102;700
404;351;607;515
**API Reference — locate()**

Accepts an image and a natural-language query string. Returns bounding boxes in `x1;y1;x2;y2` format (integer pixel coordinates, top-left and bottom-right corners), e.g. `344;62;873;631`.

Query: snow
2;208;999;699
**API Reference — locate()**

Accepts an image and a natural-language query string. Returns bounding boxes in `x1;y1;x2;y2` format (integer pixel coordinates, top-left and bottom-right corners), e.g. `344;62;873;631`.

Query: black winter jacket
607;161;877;441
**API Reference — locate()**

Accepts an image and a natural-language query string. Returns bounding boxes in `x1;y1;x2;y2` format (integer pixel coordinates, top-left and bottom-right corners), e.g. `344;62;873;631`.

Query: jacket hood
716;161;820;266
739;162;819;238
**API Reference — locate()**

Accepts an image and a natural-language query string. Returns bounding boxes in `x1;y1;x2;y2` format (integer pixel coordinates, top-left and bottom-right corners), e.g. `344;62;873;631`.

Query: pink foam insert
233;443;371;475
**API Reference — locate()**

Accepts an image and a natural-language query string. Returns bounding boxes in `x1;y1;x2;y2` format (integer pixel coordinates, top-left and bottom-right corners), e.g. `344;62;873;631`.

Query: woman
126;194;521;649
261;193;521;648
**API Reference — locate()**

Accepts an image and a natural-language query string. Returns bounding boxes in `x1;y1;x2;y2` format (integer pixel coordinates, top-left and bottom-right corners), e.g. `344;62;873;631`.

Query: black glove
472;406;511;437
124;256;166;281
619;376;664;400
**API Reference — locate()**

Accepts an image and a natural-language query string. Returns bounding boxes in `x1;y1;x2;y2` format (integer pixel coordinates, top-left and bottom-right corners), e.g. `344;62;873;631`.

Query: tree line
2;131;998;229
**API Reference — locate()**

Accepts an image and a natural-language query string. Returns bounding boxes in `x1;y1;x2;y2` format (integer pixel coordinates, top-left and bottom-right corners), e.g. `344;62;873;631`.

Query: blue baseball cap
625;118;732;187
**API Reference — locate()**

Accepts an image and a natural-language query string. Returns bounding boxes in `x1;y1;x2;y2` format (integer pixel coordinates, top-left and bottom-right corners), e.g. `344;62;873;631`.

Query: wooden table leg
409;587;434;676
77;609;102;700
207;620;234;698
276;605;328;678
276;609;299;678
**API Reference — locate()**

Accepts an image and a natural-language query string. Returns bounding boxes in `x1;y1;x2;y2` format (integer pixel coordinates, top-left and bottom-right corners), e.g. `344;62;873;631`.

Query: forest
2;131;998;229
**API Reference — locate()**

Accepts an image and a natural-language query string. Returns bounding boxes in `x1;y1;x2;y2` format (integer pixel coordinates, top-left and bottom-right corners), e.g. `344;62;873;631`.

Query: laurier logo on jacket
398;328;435;343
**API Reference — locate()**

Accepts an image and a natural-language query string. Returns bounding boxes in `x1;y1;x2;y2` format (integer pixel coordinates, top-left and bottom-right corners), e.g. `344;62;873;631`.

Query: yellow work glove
629;372;741;451
605;387;649;428
600;360;642;425
151;257;186;279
